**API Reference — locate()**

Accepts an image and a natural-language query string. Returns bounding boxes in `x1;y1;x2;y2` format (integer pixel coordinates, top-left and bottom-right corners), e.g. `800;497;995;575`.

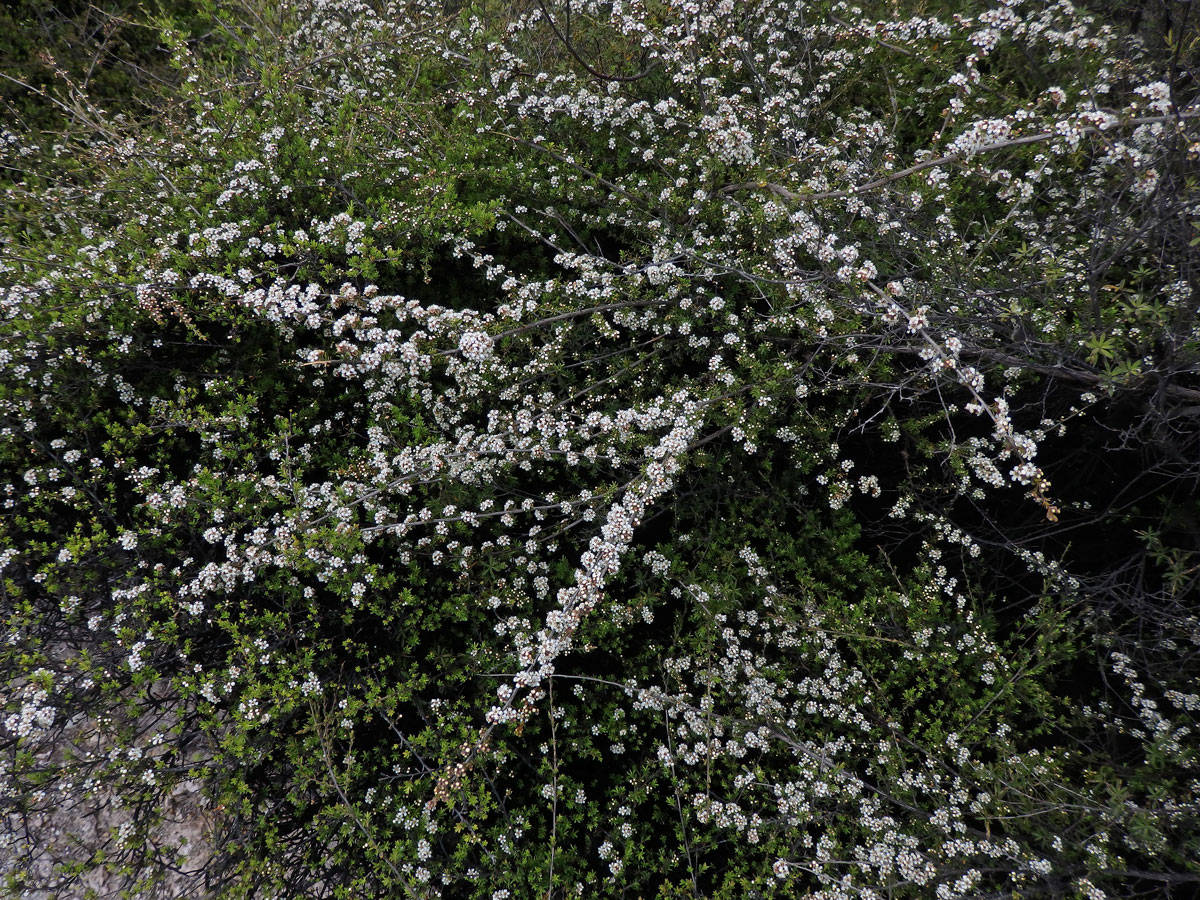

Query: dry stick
0;73;117;139
721;111;1200;203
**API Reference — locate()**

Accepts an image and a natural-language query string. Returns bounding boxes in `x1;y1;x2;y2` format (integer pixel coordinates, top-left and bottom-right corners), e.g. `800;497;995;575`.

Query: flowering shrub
3;0;1199;898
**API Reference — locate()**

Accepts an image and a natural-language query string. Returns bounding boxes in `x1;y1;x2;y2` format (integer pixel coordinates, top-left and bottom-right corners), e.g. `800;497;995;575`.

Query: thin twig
533;0;660;83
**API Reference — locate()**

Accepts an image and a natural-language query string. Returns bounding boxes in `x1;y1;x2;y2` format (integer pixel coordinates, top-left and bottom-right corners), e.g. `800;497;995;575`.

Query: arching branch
533;0;660;83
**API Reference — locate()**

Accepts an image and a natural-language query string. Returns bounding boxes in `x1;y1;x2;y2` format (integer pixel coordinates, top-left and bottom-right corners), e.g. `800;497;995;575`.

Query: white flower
1133;81;1172;115
458;330;494;363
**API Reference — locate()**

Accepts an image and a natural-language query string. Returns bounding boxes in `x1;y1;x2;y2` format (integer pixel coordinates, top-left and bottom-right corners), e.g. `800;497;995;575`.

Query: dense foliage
3;1;1199;898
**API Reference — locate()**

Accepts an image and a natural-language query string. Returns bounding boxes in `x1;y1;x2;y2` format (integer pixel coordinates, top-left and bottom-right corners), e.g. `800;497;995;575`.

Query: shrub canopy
2;1;1199;898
